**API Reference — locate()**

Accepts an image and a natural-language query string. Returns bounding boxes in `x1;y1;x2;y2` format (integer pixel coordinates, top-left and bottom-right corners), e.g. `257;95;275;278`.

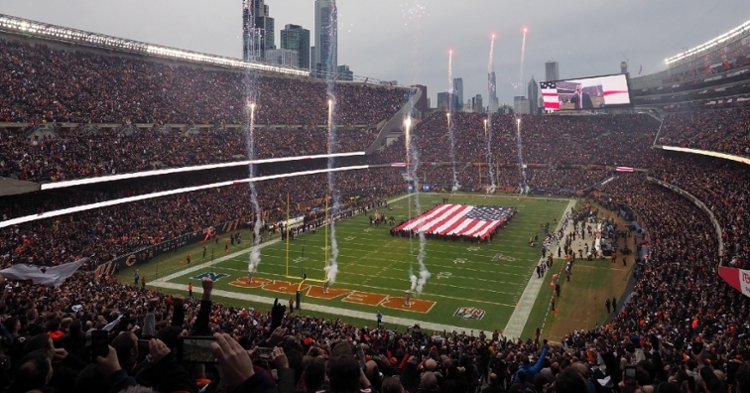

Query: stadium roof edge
665;18;750;66
0;14;308;76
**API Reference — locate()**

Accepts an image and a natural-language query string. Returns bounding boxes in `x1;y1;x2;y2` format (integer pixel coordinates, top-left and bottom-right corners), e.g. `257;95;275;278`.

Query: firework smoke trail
246;103;263;275
405;119;415;291
323;1;341;284
447;50;459;191
486;34;497;191
515;28;529;193
405;117;431;293
241;8;263;277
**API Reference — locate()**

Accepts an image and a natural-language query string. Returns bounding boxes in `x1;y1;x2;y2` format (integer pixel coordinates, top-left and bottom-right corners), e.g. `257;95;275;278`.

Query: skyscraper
472;94;483;113
452;78;464;112
545;60;559;81
281;24;310;69
513;96;530;114
314;0;337;78
242;0;275;62
437;92;451;111
488;71;498;112
527;76;539;114
265;48;299;67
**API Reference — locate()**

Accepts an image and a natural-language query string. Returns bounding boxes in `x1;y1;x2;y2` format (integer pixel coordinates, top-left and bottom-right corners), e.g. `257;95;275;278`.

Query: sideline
502;199;576;339
150;280;479;333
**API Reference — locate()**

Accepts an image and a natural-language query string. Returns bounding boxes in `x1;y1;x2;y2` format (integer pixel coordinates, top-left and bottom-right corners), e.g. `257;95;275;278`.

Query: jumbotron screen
540;73;632;111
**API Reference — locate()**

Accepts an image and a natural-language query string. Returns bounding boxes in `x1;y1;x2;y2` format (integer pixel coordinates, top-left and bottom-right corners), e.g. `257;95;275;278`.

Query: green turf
119;193;570;332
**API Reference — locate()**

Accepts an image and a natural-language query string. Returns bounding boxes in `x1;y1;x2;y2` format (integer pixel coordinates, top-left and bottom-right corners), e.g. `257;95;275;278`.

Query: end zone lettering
191;272;229;282
454;307;485;320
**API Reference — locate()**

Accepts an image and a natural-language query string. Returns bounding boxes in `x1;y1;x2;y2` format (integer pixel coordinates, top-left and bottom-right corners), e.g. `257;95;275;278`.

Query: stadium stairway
365;87;423;155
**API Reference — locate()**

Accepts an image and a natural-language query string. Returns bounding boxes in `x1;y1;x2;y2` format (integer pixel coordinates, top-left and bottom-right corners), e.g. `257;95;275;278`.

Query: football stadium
1;2;750;393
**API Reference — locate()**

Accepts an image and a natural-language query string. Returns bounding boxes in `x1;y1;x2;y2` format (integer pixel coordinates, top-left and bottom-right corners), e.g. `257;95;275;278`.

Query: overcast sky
2;0;750;107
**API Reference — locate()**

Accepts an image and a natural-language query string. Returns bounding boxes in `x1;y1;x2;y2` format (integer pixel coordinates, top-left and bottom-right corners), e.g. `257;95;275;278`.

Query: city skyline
2;0;749;107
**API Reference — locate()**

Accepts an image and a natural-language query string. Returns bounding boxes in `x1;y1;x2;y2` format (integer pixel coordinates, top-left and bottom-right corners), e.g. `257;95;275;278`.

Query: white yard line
159;194;412;283
502;199;576;339
149;281;488;333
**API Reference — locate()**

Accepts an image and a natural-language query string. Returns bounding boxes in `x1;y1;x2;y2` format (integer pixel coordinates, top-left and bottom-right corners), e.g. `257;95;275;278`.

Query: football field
123;193;572;333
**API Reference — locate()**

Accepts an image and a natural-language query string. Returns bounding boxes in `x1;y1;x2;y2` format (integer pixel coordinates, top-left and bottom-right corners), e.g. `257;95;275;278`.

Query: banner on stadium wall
719;267;750;298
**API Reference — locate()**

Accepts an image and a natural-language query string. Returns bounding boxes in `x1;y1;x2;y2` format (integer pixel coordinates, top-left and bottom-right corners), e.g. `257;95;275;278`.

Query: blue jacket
513;348;548;383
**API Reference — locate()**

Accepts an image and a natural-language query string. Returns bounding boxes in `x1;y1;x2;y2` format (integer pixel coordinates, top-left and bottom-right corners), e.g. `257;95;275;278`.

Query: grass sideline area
118;193;574;333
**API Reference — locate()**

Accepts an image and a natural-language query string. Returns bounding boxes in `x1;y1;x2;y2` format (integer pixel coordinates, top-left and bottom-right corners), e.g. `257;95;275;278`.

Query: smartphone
138;339;150;355
253;347;274;362
91;330;109;358
625;366;637;385
177;336;217;364
692;342;703;355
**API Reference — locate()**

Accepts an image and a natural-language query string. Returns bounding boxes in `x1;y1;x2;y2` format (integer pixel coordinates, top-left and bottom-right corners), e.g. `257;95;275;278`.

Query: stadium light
665;18;750;65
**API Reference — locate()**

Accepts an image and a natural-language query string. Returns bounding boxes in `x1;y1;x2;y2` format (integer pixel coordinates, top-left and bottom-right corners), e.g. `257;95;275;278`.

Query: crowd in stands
658;108;750;158
651;154;750;270
0;171;747;393
397;112;661;169
0;38;407;126
0;167;404;267
0;125;377;183
4;30;750;393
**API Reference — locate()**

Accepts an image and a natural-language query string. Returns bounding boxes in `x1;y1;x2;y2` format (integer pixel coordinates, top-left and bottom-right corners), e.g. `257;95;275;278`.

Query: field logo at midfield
454;307;486;320
228;277;436;314
191;272;229;282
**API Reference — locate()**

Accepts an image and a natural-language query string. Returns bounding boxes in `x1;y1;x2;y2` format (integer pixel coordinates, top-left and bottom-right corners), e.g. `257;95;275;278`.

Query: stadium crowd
0;171;747;393
650;154;750;270
658;108;750;158
0;125;377;183
2;28;750;393
395;113;661;169
0;38;407;126
0;167;404;267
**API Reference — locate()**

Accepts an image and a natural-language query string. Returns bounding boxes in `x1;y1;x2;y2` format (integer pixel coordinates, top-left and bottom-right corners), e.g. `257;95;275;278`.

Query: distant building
452;78;464;111
411;84;428;114
265;48;299;67
527;76;539;114
488;71;499;112
281;24;310;69
545;60;559;81
314;0;337;78
437;92;451;111
242;0;274;62
513;95;530;114
498;104;514;114
337;65;353;81
472;94;483;113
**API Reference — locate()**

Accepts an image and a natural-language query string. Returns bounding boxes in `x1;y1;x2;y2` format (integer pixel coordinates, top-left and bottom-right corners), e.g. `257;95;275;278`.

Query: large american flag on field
394;204;514;240
540;81;560;110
